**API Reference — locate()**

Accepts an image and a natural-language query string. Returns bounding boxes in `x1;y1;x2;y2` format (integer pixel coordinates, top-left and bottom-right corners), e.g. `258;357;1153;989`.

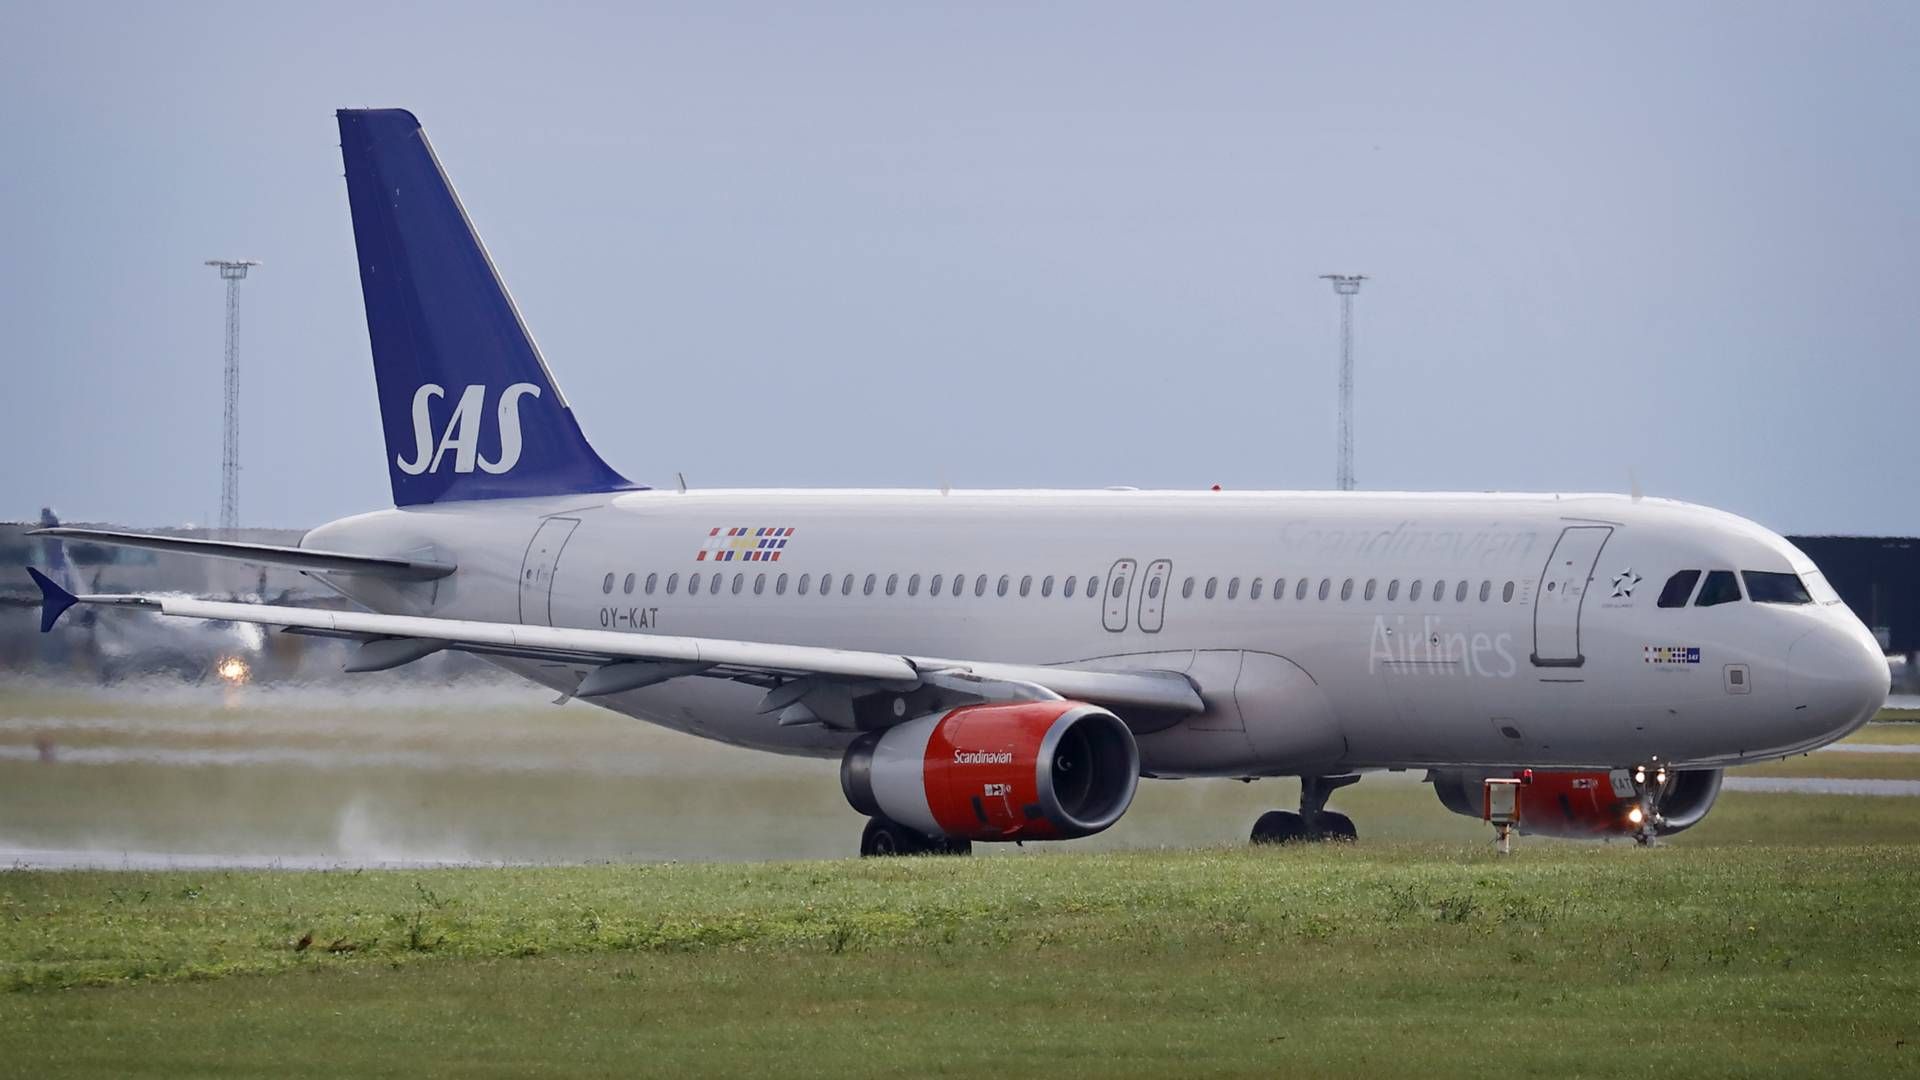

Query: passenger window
1364;579;1377;601
1387;579;1399;601
1456;581;1468;602
997;575;1010;597
842;574;855;596
908;574;920;597
1502;581;1515;603
975;574;988;597
1340;578;1353;601
798;573;811;596
687;573;701;596
953;574;965;597
1110;576;1125;599
732;573;745;595
863;574;877;596
1087;576;1101;598
1251;578;1264;600
754;573;766;595
1064;576;1077;598
1020;575;1032;597
929;574;942;596
1695;570;1741;607
1205;577;1218;600
1041;575;1054;597
1227;577;1240;600
885;573;898;596
623;573;635;595
776;573;788;595
666;573;679;595
1657;570;1701;608
645;573;658;595
1272;578;1286;601
1410;580;1422;602
1433;579;1446;602
1478;580;1490;602
602;573;614;594
1317;578;1331;601
1148;576;1162;599
1743;571;1812;605
1182;577;1195;599
1296;579;1309;600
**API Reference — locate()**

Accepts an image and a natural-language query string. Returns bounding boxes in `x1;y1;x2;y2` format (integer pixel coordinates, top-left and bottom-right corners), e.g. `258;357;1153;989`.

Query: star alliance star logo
1611;569;1642;599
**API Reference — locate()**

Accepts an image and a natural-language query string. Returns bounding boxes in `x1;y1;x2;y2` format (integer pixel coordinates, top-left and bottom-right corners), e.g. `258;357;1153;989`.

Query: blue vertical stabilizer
336;109;638;506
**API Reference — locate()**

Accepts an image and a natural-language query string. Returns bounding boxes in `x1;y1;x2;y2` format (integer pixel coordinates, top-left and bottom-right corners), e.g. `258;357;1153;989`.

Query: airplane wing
25;570;1204;726
29;528;455;582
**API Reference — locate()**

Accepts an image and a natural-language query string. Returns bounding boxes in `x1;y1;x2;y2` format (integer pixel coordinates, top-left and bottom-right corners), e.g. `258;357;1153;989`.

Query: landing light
216;656;251;685
1627;806;1645;826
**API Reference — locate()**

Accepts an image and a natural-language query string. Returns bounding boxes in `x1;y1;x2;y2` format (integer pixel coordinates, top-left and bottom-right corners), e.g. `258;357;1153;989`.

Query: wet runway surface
3;677;1916;871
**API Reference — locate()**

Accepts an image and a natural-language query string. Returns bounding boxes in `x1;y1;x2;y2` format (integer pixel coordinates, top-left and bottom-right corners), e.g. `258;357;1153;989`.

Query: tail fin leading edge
336;109;637;507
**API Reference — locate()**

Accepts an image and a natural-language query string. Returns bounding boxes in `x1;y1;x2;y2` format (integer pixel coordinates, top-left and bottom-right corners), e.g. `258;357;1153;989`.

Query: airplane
26;108;1890;855
33;509;264;685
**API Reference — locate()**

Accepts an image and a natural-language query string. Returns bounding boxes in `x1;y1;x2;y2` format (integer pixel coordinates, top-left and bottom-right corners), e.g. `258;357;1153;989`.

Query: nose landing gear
1626;759;1669;846
1250;774;1361;844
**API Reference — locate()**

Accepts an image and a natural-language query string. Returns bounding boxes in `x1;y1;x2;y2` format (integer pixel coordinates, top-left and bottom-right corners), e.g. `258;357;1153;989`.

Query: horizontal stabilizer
30;528;455;581
25;567;76;633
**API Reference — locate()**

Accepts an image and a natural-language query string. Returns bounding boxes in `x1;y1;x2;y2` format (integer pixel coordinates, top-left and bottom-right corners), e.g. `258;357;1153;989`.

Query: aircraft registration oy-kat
29;110;1889;855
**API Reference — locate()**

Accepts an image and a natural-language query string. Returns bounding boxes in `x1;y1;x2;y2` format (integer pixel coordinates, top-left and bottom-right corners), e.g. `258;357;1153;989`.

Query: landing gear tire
859;817;971;857
1251;810;1308;845
1313;811;1357;842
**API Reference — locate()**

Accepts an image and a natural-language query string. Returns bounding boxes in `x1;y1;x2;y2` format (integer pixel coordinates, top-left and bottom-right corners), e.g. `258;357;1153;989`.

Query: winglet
26;567;77;633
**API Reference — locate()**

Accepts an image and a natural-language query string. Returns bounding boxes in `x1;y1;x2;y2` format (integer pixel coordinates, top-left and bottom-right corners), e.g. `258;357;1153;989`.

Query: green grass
1847;720;1920;744
1877;706;1920;722
1738;752;1920;780
4;836;1920;1077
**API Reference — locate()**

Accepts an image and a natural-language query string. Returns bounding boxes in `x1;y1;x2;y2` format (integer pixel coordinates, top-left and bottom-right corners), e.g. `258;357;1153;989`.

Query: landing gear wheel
1313;811;1358;842
1251;810;1308;845
861;817;923;857
859;818;971;857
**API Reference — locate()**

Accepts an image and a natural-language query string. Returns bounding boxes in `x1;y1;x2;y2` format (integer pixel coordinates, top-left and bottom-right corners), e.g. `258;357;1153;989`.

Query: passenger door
518;517;579;626
1531;525;1612;667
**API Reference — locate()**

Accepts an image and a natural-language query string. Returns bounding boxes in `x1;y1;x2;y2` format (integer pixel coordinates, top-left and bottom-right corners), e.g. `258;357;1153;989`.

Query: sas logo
982;783;1012;797
395;383;541;476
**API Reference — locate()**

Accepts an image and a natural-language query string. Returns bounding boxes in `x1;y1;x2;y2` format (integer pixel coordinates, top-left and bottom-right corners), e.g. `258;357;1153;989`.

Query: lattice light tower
1320;274;1366;491
206;260;259;534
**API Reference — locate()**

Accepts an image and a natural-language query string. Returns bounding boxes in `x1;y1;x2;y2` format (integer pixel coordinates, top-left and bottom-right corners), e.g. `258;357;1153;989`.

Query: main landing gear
859;816;973;857
1250;774;1362;844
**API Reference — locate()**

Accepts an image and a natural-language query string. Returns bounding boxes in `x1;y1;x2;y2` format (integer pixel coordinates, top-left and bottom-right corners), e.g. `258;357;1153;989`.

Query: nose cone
1787;625;1890;745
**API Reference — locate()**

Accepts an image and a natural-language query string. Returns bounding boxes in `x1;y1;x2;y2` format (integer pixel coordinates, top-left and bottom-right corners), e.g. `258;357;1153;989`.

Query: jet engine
840;700;1140;842
1429;767;1724;839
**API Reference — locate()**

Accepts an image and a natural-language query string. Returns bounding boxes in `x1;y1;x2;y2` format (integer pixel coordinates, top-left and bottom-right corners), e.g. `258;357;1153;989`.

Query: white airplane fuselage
307;487;1889;777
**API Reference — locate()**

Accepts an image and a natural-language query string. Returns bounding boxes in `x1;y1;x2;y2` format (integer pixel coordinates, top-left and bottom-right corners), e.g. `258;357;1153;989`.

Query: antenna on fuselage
675;472;688;494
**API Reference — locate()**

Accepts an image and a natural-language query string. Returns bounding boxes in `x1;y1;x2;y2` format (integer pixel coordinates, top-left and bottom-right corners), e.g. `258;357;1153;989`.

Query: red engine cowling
840;700;1140;842
1430;767;1724;839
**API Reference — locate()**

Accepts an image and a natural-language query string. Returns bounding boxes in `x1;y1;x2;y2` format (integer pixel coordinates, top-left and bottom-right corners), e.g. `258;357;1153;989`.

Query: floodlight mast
205;259;260;536
1320;274;1366;491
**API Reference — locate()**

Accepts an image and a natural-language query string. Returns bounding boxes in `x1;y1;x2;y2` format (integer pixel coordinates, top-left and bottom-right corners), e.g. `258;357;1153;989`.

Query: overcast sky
4;3;1915;534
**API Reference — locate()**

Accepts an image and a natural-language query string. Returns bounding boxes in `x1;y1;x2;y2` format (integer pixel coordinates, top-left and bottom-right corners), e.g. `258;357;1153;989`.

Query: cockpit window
1802;570;1843;606
1695;570;1742;607
1656;570;1700;608
1743;571;1812;605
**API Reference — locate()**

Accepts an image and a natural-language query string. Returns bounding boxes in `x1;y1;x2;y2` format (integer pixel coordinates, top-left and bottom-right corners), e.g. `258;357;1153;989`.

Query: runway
3;677;1915;871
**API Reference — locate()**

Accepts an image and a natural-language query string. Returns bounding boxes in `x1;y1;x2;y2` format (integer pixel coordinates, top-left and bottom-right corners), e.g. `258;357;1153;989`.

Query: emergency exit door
1531;525;1612;667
